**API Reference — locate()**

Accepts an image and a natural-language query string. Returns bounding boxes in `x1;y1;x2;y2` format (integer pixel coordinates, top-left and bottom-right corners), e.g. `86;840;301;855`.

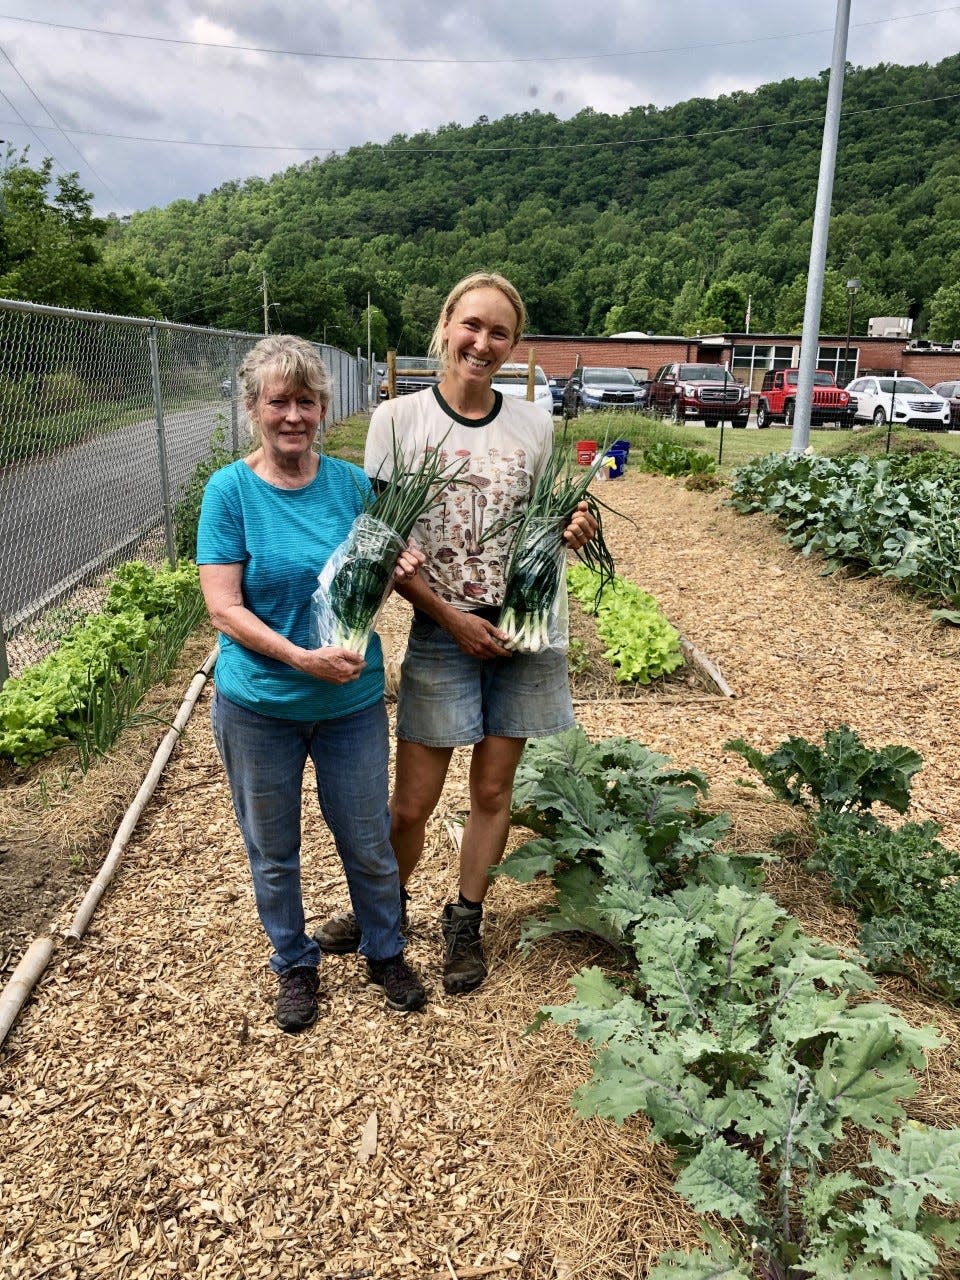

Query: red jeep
755;369;855;429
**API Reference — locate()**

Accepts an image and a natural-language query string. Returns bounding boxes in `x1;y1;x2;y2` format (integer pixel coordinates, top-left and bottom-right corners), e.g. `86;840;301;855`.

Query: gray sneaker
275;965;320;1033
441;902;487;995
366;953;426;1012
314;899;410;954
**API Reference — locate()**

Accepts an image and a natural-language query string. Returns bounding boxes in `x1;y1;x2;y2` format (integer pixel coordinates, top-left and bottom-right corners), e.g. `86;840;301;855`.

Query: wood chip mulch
4;469;960;1279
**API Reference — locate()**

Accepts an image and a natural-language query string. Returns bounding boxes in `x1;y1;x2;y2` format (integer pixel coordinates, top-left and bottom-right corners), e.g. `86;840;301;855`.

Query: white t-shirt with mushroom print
365;385;554;611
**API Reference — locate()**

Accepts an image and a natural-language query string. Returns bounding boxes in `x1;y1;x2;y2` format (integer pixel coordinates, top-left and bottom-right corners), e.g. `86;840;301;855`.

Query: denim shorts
396;610;575;747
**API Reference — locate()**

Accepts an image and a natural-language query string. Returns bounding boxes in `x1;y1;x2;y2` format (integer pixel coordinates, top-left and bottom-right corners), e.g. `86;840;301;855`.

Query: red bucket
576;439;597;466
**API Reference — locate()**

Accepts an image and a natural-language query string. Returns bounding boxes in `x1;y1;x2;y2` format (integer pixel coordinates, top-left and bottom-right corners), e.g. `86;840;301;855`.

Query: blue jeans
211;690;404;973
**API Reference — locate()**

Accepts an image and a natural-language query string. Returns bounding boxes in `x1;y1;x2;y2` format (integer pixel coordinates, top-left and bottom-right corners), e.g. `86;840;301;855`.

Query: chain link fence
0;298;370;683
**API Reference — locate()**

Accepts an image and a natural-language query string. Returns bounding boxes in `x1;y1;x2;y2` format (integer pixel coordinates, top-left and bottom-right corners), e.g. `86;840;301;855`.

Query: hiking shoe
314;900;410;955
441;902;487;995
275;965;320;1033
366;953;426;1012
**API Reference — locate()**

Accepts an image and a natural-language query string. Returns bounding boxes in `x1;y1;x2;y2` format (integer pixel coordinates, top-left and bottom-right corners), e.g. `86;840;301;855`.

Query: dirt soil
3;469;960;1279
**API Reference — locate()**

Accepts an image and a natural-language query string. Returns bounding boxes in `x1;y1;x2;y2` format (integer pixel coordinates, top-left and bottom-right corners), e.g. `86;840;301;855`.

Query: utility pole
262;271;270;334
790;0;851;454
367;291;372;407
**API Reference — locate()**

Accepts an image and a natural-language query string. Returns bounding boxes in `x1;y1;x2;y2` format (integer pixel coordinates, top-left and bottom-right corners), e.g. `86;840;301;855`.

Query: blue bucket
606;445;628;479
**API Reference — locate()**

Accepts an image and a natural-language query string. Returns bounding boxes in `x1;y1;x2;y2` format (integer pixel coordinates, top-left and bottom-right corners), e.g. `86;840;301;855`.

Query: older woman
197;334;425;1031
315;273;596;994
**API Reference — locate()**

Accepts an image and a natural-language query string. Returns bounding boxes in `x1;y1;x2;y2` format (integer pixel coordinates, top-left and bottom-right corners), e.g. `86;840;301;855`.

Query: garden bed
3;468;960;1278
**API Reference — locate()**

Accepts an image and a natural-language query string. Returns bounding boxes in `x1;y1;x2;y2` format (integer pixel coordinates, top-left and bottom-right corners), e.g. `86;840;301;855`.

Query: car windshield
583;368;636;386
785;372;836;386
878;378;930;395
678;365;727;381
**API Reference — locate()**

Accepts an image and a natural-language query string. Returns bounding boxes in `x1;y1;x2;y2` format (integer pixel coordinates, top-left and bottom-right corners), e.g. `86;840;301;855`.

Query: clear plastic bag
309;513;405;657
498;515;569;654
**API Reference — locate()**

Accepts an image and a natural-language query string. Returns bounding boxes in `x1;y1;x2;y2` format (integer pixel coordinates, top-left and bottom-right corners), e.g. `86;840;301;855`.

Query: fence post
228;336;239;453
0;625;9;687
149;323;177;567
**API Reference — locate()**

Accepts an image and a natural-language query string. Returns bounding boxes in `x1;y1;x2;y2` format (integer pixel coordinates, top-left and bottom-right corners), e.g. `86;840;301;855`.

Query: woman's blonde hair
428;272;527;370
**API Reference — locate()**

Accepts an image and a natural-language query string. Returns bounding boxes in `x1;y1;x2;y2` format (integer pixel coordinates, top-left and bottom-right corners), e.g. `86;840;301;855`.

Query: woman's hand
394;543;426;582
564;500;598;551
445;609;512;659
297;646;367;684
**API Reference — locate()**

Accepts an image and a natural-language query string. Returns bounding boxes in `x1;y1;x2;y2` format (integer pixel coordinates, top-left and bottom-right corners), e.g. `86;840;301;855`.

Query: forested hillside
18;56;960;349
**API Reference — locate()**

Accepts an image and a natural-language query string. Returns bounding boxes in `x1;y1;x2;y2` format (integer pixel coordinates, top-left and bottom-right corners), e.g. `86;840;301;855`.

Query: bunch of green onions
321;426;468;654
496;437;618;653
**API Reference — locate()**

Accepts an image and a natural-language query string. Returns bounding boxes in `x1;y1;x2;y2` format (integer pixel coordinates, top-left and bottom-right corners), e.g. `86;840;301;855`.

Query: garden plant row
0;561;204;767
498;727;960;1279
728;449;960;623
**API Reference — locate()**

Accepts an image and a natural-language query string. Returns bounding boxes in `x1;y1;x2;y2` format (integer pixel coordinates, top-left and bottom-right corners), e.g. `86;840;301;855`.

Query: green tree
361;303;389;360
0;149;158;314
927;282;960;342
698;279;747;331
399;284;444;353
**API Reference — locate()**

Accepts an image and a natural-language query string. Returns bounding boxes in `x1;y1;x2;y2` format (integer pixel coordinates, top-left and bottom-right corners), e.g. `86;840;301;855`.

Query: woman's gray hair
238;334;332;411
428;272;527;371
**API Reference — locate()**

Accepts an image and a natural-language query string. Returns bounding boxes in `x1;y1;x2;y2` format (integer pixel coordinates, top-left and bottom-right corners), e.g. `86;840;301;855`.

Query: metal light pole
844;278;860;384
790;0;852;454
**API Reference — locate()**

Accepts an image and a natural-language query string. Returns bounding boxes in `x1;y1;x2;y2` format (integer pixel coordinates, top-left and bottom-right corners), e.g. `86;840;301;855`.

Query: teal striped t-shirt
197;455;386;721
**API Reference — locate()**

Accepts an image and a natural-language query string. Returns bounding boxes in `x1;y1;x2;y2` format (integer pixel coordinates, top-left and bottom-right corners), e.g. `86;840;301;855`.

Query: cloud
0;0;956;214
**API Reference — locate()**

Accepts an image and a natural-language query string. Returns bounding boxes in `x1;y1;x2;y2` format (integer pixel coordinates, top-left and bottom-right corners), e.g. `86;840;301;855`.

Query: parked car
648;362;750;426
931;381;960;429
491;362;554;413
844;375;951;430
755;368;855;429
548;375;568;415
562;366;648;417
379;355;441;400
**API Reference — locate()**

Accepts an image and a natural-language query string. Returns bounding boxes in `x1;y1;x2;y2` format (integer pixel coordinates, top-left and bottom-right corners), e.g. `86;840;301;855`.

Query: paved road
0;400;231;628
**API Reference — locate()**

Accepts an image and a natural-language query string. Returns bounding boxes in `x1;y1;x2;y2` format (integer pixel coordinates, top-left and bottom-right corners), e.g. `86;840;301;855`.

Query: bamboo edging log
0;648;217;1050
0;936;55;1047
679;635;736;698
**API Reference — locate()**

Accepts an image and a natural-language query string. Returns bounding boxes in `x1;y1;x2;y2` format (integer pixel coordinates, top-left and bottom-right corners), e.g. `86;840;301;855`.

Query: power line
0;6;957;66
0;56;54;162
0;42;125;206
3;88;959;158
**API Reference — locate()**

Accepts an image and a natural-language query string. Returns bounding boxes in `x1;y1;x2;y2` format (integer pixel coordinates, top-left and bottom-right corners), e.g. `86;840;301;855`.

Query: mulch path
3;469;960;1279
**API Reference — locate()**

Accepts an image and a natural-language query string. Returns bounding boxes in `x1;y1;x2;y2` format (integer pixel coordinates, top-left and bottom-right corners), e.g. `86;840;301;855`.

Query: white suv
492;362;553;414
845;376;950;430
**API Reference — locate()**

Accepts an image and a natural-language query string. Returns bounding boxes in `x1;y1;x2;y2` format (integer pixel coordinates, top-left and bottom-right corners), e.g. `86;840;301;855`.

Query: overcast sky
0;1;958;217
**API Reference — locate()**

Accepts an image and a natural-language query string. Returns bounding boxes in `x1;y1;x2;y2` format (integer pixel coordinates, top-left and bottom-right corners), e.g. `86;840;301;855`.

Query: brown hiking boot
314;899;410;955
441;902;487;995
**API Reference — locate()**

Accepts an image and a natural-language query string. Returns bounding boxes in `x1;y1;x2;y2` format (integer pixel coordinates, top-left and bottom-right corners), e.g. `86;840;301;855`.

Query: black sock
458;891;482;913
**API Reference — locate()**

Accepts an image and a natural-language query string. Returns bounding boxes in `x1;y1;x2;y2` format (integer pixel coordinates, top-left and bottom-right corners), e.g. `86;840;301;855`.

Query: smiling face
441;286;519;390
249;374;325;462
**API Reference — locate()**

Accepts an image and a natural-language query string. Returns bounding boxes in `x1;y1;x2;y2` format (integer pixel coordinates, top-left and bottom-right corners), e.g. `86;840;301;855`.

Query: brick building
513;332;960;391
